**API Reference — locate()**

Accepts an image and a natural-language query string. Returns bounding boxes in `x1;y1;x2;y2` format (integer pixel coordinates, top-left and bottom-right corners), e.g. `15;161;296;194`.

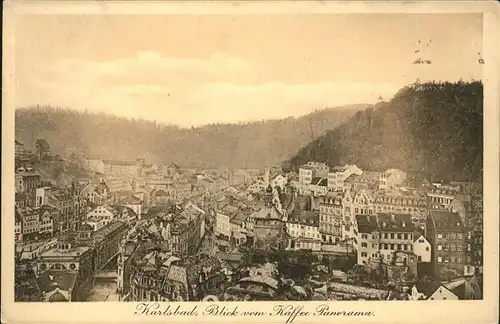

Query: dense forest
15;104;366;169
285;81;483;182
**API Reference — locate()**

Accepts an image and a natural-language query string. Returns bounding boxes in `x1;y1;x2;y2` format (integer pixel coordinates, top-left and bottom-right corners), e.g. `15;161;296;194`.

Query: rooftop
288;210;320;226
429;211;464;231
40;246;91;258
92;220;127;239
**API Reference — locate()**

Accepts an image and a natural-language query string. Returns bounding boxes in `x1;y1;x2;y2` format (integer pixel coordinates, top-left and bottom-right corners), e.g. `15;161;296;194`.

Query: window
457;244;462;252
457;233;463;239
361;252;367;257
451;232;456;239
437;256;442;263
390;244;395;250
425;247;430;252
390;233;395;239
444;244;449;251
451;256;456;263
437;233;443;239
457;257;462;263
437;244;442;251
444;256;449;263
451;244;456;252
372;243;377;248
361;234;368;239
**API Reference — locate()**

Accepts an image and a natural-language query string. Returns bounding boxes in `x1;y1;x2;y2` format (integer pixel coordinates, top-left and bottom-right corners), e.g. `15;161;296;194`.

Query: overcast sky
14;14;482;127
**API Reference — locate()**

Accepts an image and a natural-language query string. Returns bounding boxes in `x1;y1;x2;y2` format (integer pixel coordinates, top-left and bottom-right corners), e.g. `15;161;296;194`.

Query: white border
2;1;499;324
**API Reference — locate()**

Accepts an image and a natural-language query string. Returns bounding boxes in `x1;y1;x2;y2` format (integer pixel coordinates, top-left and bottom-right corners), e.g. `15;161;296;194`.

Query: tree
35;138;50;160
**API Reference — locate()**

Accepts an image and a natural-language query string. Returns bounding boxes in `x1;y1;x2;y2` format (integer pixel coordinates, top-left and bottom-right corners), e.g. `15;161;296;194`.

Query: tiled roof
429;211;464;230
356;215;379;233
288;210;319;227
377;213;413;232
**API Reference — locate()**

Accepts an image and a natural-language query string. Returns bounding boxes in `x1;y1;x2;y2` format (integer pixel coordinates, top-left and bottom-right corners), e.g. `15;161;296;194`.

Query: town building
299;162;329;185
309;177;329;196
379;168;407;190
86;205;119;227
344;171;381;192
413;235;432;263
318;192;343;244
426;210;466;279
19;207;40;241
327;164;362;191
373;190;428;230
15;170;41;206
286;210;321;251
36;233;94;301
15;140;25;156
355;213;415;266
427;187;458;210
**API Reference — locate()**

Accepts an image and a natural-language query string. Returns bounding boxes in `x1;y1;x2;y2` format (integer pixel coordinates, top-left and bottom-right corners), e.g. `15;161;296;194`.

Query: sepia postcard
2;1;499;324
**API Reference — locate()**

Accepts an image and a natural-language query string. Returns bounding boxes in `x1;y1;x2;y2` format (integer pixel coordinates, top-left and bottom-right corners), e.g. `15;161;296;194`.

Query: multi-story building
36;233;94;301
373;190;428;230
379;168;407;190
286;210;321;251
91;220;129;273
318;193;343;244
38;209;54;238
426;210;466;279
15;140;25;157
102;160;139;177
19;207;40;241
327;164;362;191
15;170;41;206
344;171;381;192
318;190;356;242
170;203;205;257
15;208;23;243
298;166;314;185
86;205;119;227
427;187;458;210
355;213;415;266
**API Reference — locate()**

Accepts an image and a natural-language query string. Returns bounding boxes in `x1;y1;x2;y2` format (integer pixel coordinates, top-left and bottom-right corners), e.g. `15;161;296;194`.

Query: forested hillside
285;81;483;182
15;104;365;169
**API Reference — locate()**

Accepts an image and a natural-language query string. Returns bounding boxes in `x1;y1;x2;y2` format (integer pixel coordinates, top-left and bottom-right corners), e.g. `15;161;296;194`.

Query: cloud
16;52;400;127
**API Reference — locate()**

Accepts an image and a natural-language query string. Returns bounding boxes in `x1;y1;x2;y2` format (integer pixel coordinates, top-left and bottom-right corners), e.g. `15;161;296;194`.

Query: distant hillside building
327;164;362;191
15;140;25;157
379;168;407;190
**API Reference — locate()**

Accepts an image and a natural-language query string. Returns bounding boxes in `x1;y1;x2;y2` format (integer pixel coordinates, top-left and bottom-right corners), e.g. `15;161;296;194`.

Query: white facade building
413;235;431;262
